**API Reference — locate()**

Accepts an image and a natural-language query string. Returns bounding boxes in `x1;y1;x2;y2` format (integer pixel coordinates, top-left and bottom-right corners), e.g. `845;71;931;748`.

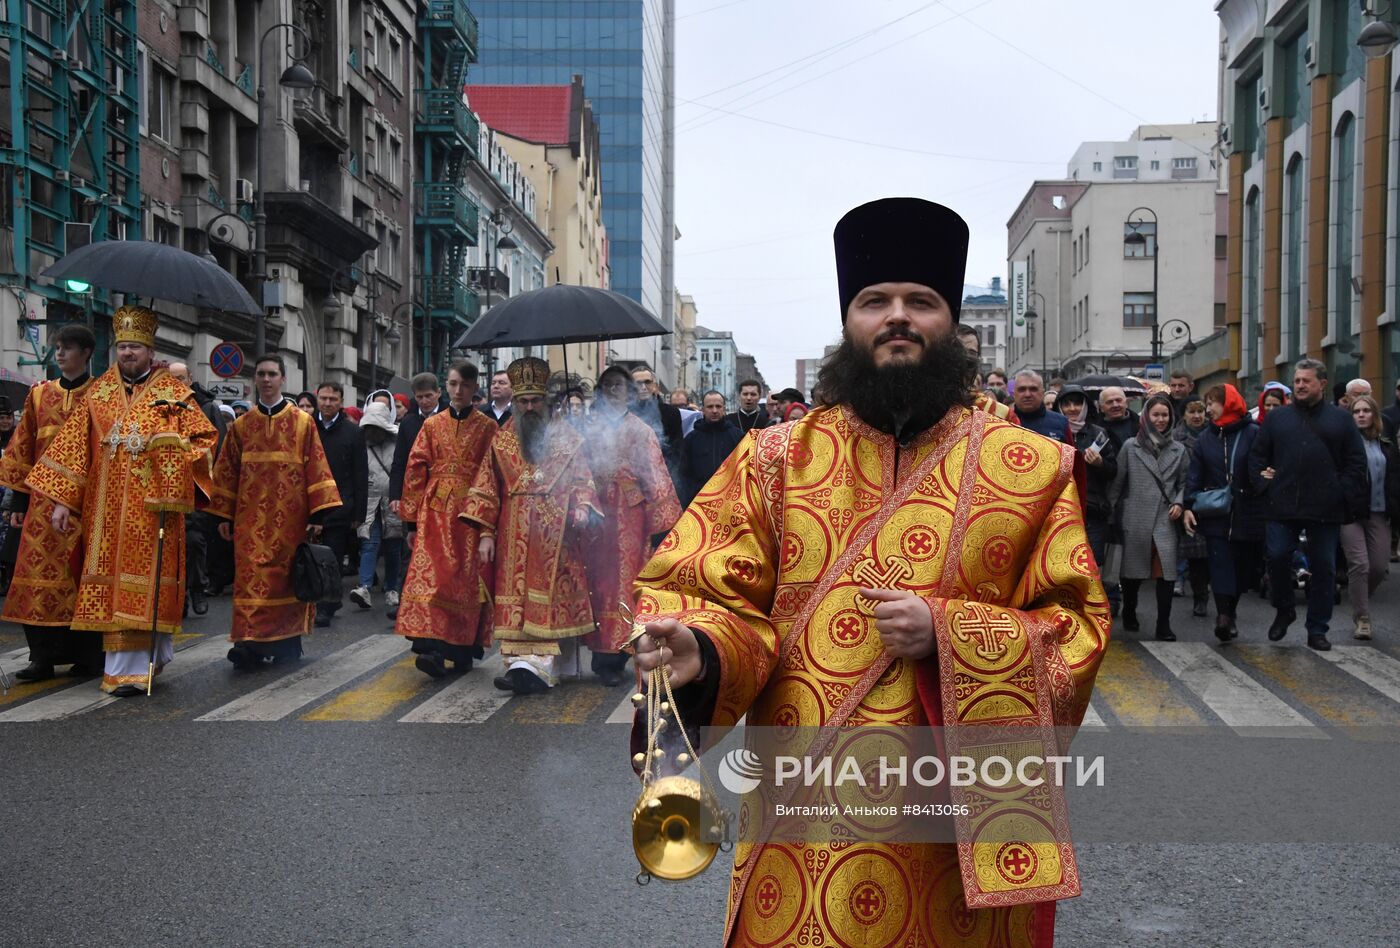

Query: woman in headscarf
1256;381;1289;421
1185;384;1265;641
1172;396;1212;616
1109;393;1190;640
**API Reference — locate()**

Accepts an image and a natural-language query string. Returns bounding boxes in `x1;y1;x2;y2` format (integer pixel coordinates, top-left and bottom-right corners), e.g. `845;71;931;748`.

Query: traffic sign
1142;363;1166;384
208;381;245;401
210;342;244;379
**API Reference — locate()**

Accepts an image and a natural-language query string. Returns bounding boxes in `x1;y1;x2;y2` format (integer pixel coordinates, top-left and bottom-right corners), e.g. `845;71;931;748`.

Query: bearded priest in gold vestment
633;199;1110;947
208;354;342;668
27;306;217;697
461;357;601;695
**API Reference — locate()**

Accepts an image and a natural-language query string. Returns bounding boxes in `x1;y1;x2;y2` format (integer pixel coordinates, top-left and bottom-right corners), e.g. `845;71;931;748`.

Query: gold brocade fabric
25;367;217;645
461;421;601;650
973;390;1019;424
580;412;681;654
206;403;342;642
634;405;1109;948
0;377;95;626
395;408;497;647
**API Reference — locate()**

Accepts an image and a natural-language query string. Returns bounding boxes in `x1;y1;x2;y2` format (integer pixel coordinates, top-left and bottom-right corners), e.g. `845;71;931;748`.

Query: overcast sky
673;0;1221;391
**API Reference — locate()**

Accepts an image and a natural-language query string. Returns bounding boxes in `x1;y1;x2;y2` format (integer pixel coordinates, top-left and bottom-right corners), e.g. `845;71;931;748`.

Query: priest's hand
308;524;323;541
633;618;705;688
218;521;233;542
862;587;935;661
52;504;72;534
390;500;401;515
572;508;589;528
478;535;495;565
9;512;22;528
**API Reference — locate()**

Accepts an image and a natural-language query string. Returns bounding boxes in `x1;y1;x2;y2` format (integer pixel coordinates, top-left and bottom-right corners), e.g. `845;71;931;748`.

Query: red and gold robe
634;404;1109;948
26;367;216;654
461;421;600;655
207;401;341;642
0;375;95;627
396;406;496;648
974;390;1019;424
581;410;681;654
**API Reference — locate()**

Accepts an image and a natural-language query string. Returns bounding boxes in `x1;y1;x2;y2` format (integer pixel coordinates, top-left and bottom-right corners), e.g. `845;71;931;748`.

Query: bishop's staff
144;398;194;695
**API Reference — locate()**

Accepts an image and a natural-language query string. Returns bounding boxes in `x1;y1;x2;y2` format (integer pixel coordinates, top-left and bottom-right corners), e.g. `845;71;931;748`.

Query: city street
3;578;1398;947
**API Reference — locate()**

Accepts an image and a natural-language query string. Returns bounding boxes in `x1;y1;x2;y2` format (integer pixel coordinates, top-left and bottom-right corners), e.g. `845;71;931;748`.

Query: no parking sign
210;342;244;379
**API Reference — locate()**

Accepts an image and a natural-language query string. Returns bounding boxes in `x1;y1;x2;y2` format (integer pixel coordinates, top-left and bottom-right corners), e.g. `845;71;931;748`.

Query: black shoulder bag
293;542;342;603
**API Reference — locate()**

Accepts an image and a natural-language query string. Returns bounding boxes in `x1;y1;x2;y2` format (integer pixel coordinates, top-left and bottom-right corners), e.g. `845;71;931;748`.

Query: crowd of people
957;354;1400;648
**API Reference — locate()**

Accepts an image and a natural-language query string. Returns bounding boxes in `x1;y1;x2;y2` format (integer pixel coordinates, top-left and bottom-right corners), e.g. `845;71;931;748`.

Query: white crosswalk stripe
1318;646;1400;705
398;653;512;724
606;691;641;725
2;646;32;678
0;636;229;722
1079;702;1107;729
1141;641;1323;737
196;634;406;722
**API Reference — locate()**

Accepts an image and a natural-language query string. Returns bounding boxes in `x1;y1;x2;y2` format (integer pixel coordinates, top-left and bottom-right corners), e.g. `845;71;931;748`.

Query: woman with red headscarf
1185;383;1266;641
1256;381;1290;420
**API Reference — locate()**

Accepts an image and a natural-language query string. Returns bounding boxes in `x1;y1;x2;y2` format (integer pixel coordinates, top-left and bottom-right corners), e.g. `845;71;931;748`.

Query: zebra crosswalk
3;633;1400;733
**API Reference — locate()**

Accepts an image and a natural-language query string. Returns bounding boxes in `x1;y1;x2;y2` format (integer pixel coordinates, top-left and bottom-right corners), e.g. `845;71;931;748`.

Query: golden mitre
113;305;158;348
507;356;551;397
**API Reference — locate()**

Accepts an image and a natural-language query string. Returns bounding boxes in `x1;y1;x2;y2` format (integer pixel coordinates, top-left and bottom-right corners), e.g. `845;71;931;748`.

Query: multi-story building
693;325;737;405
468;1;678;386
468;78;607;380
1006;123;1222;379
962;277;1010;376
795;344;839;401
1216;0;1400;395
0;3;142;378
672;290;698;397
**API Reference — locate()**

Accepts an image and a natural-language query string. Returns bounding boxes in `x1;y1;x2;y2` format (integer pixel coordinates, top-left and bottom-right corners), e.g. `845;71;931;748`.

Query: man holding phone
1058;385;1119;587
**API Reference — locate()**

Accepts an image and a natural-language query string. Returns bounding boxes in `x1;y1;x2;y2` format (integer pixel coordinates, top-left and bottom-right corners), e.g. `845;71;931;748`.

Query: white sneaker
385;590;400;608
349;586;372;608
1354;616;1373;640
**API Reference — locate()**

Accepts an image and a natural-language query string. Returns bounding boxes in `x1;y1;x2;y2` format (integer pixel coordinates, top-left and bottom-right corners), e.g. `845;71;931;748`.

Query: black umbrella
1070;373;1147;396
42;240;261;315
454;284;668;350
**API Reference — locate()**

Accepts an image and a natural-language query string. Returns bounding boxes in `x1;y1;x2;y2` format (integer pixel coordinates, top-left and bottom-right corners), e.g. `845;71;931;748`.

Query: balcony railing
467;266;510;298
421;274;481;321
415;89;480;152
419;0;479;54
416;182;478;240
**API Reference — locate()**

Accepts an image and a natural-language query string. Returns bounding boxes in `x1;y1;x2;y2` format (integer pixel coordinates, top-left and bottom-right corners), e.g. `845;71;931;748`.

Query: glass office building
469;1;675;335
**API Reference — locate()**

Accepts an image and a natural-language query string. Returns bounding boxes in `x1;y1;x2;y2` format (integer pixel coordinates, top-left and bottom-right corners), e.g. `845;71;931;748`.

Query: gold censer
625;606;731;884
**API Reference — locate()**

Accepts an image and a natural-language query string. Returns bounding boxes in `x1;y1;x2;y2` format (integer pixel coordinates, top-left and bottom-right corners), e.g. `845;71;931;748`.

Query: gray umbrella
42;239;261;315
453;284;668;350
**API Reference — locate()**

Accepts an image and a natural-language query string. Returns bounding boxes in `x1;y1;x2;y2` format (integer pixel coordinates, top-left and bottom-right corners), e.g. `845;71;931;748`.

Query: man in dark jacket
680;391;743;506
1097;385;1140;448
314;381;369;627
726;379;772;434
389;372;444;507
630;367;685;489
481;370;513;427
1248;358;1368;650
1057;385;1119;611
1382;379;1400;439
1012;370;1072;444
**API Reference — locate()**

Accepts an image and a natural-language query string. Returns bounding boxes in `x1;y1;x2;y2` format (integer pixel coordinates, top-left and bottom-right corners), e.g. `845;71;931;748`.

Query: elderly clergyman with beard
632;199;1109;946
462;357;602;695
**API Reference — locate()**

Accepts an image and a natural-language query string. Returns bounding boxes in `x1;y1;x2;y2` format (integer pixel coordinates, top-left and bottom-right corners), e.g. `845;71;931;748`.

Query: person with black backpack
1248;358;1368;650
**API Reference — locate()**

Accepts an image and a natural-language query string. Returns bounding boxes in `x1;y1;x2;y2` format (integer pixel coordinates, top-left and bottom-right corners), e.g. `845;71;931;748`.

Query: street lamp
1359;2;1398;58
1154;318;1197;359
1022;290;1048;378
1123;206;1162;359
473;214;516;374
252;22;316;359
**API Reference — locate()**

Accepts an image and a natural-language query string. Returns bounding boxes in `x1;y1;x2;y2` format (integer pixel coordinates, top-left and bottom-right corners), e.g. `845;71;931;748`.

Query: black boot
415;651;448;679
1121;580;1140;632
1154;579;1176;641
1213;593;1238;643
591;650;628;687
13;662;55;682
189;585;208;616
1268;608;1296;642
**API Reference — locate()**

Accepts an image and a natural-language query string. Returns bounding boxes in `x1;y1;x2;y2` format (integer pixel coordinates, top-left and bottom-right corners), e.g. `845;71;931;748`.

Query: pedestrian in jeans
1184;384;1264;642
1057;385;1118;573
351;400;404;611
1248;359;1368;650
1172;397;1212;615
1340;395;1400;639
1109;393;1189;640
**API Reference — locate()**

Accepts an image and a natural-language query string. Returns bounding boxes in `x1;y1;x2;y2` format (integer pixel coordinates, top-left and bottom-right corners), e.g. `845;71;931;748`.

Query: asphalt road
3;573;1398;947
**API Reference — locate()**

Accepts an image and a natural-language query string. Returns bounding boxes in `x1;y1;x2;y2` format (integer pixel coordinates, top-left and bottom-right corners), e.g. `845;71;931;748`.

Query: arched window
1333;113;1358;378
1285;154;1305;359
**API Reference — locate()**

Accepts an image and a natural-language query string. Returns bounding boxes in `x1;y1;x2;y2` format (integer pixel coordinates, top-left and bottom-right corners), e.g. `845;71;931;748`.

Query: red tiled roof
466;85;573;145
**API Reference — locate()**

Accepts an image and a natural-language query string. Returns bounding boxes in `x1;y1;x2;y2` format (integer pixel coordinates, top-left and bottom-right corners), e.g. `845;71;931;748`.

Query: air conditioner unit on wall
235;178;254;203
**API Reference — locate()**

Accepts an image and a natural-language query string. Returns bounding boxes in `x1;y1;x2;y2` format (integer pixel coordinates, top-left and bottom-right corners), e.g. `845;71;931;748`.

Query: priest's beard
817;328;974;440
516;408;549;465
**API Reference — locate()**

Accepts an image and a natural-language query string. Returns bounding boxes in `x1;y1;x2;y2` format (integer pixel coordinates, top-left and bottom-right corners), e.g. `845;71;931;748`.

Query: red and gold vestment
26;367;217;654
635;404;1109;948
581;411;681;654
395;407;496;648
0;376;95;626
207;401;341;642
461;421;600;656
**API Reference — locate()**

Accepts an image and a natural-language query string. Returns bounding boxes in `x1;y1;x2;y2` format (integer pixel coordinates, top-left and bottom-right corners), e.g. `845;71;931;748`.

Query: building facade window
1332;113;1359;378
146;61;175;143
1123;292;1155;328
1124;220;1157;258
1285;155;1305;360
1092;161;1102;172
1244;189;1261;388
